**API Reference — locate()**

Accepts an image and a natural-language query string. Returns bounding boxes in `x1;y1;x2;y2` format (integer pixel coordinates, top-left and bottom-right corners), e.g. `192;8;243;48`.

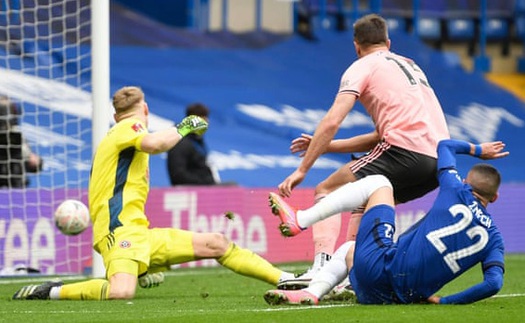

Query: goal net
0;0;93;275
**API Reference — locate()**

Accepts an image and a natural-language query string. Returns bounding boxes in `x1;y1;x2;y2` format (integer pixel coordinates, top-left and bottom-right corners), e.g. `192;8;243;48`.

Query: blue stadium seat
446;18;475;40
484;18;511;57
516;0;525;14
485;18;509;40
386;17;406;33
416;17;441;40
516;16;525;40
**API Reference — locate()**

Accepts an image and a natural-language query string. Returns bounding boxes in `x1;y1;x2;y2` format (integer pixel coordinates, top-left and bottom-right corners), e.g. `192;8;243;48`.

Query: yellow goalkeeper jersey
89;117;150;245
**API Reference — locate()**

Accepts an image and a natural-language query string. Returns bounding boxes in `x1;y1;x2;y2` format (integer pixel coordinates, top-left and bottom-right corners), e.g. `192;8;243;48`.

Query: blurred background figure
167;102;220;186
0;95;43;188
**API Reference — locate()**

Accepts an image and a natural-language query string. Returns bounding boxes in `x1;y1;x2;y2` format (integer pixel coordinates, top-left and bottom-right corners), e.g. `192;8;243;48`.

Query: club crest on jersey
119;240;131;249
131;122;145;133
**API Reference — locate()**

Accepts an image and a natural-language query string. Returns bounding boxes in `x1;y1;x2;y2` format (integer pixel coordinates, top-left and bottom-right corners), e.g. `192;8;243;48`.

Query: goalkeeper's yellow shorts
95;226;196;279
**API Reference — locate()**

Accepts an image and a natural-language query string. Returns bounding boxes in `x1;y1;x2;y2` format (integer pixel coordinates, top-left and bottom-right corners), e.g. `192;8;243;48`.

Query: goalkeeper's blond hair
112;86;145;118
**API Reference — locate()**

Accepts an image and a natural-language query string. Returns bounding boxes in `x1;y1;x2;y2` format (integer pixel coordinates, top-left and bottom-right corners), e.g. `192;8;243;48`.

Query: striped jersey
338;50;450;158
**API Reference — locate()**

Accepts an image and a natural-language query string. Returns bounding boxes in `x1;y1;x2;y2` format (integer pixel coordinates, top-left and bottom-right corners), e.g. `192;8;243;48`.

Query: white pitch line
2;272;524;302
249;303;355;312
492;293;525;298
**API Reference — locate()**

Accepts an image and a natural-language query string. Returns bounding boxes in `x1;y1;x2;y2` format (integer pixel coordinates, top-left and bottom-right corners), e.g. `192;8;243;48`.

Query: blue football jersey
387;167;505;303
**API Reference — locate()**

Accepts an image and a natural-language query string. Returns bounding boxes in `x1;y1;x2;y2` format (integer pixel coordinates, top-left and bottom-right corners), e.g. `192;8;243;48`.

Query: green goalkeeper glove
176;115;208;137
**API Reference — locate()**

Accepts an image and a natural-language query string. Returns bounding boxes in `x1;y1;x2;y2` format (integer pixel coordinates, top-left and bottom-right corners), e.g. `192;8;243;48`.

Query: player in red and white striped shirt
276;13;450;289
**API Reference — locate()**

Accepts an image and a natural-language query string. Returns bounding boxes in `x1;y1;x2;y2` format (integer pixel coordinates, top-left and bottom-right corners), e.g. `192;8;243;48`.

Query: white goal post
0;0;109;277
90;0;109;279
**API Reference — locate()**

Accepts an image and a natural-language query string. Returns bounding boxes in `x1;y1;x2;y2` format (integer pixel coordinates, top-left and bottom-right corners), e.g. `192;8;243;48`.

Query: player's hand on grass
478;141;509;160
427;295;441;304
290;133;312;157
176;115;208;137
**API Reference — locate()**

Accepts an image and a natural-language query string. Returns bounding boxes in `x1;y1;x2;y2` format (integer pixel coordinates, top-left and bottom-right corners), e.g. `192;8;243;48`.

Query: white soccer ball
54;199;90;236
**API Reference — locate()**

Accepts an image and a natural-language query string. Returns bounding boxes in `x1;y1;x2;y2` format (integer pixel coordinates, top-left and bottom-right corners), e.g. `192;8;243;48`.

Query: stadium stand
104;2;525;188
445;18;476;56
385;16;407;33
415;17;443;49
2;1;523;188
484;18;511;56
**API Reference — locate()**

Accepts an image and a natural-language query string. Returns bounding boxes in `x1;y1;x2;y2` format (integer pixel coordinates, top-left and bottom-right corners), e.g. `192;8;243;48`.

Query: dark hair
353;14;388;48
469;163;501;202
186;103;209;117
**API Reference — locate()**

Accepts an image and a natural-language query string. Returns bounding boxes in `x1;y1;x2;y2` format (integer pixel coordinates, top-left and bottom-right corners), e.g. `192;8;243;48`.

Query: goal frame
91;0;110;278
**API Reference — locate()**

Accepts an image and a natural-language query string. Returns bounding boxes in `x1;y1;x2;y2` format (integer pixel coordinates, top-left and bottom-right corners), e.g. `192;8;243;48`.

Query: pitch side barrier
0;185;523;275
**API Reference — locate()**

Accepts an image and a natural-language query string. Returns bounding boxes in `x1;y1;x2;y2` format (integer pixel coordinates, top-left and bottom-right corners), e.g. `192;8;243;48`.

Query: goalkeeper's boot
13;280;63;300
139;272;165;288
264;289;319;306
176;115;208;137
268;192;304;237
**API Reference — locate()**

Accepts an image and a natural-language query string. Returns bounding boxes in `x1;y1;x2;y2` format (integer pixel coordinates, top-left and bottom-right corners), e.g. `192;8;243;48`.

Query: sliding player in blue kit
265;138;508;305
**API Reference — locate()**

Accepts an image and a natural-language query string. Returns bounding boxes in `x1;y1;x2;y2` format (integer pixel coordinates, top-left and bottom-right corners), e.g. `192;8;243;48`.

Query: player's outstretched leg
268;192;304;237
13;280;63;300
264;289;319;305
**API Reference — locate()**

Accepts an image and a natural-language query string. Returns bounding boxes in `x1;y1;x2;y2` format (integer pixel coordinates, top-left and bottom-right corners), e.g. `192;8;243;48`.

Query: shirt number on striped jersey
385;56;430;87
425;204;489;273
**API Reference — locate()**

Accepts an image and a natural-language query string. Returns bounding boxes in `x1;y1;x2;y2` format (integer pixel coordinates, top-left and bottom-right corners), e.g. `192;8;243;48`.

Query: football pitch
1;254;524;323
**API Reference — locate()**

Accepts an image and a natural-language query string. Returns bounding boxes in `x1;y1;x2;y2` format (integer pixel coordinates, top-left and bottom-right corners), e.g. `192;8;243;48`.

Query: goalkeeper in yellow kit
13;86;294;300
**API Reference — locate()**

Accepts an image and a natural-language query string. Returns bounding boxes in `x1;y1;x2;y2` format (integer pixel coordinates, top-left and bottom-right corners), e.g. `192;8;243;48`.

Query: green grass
1;254;524;323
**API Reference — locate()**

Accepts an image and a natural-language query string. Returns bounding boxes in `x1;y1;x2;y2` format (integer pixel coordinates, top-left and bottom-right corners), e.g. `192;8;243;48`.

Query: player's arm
140;127;185;154
297;92;357;174
437;139;509;171
140;115;208;155
429;265;503;304
290;130;379;157
329;130;379;153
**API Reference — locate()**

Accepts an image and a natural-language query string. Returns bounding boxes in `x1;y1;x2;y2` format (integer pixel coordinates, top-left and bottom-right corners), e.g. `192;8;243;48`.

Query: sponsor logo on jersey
131;122;145;133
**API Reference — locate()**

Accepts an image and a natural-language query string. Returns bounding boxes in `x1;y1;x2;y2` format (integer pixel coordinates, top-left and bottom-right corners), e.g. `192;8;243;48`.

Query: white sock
49;286;62;300
305;241;355;299
311;252;331;272
297;175;392;228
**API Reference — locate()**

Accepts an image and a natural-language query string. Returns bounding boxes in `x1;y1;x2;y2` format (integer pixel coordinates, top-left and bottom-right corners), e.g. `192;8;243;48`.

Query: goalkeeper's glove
176;115;208;137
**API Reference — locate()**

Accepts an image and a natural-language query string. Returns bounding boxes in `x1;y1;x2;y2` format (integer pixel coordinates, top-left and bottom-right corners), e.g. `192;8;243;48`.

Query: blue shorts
349;204;399;304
